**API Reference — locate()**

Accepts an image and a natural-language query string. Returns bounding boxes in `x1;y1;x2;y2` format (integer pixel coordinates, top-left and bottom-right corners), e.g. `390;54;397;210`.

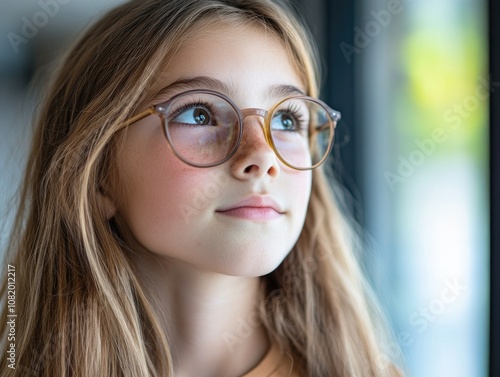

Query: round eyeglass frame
119;89;341;171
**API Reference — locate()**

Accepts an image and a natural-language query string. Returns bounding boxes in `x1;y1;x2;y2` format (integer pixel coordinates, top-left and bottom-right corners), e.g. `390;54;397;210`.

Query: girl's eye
172;106;213;126
271;111;303;131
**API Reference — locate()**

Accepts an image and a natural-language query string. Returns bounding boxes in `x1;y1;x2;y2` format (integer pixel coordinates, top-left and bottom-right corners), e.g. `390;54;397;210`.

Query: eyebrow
151;76;306;103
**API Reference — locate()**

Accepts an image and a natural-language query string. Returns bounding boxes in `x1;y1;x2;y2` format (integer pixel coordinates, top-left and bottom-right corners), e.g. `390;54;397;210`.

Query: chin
210;252;289;278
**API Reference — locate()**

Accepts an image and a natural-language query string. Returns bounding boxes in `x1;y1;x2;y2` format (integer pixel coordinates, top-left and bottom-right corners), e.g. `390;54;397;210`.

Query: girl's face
111;24;312;276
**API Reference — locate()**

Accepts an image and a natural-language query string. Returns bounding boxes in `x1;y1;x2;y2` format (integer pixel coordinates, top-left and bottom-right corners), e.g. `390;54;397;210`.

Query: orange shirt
242;343;300;377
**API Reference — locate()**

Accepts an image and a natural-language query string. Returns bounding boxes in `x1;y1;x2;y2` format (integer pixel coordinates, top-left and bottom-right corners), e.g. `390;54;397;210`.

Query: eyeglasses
119;89;341;170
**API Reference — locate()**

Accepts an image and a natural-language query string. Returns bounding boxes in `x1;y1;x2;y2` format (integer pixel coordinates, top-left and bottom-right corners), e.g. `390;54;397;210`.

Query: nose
229;112;280;180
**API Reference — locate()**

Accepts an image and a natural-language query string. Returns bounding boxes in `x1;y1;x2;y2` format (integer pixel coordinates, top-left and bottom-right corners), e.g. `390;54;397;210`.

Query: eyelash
168;101;215;123
276;104;306;130
164;99;307;130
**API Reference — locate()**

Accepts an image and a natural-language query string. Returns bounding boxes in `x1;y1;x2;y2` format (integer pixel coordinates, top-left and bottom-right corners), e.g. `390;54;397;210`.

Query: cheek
115;134;212;250
286;168;312;212
296;171;312;224
279;168;312;246
299;171;312;202
126;171;216;253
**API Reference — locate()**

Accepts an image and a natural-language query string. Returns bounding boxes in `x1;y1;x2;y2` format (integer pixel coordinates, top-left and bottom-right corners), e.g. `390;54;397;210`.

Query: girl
0;0;401;376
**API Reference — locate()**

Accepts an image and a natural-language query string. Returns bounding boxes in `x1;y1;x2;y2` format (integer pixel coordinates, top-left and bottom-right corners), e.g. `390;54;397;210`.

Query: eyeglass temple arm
309;110;341;137
117;108;156;131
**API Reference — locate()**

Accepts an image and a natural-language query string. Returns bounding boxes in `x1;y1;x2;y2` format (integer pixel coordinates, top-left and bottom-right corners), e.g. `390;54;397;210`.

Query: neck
132;251;270;377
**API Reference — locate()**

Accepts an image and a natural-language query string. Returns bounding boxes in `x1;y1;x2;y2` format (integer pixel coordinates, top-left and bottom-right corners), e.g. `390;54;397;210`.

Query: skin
107;23;312;377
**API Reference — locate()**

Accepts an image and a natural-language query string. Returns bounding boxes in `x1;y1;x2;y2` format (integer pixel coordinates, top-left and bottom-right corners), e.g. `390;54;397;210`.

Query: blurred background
0;0;493;376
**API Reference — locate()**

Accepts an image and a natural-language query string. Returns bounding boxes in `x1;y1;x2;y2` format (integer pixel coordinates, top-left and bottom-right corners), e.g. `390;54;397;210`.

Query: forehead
149;22;306;104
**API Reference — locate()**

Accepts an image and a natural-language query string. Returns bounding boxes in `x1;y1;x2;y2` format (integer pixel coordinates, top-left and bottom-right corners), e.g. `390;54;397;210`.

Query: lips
215;195;284;215
215;195;285;221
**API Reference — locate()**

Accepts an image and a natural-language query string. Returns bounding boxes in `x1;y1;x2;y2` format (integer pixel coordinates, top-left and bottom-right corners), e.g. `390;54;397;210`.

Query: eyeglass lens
162;92;333;169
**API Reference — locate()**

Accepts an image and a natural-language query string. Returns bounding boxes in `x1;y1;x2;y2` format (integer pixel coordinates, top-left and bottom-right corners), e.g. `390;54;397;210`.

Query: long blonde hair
0;0;400;375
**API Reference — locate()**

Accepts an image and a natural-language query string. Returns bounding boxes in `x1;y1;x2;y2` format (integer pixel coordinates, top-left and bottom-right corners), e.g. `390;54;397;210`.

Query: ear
98;188;117;219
